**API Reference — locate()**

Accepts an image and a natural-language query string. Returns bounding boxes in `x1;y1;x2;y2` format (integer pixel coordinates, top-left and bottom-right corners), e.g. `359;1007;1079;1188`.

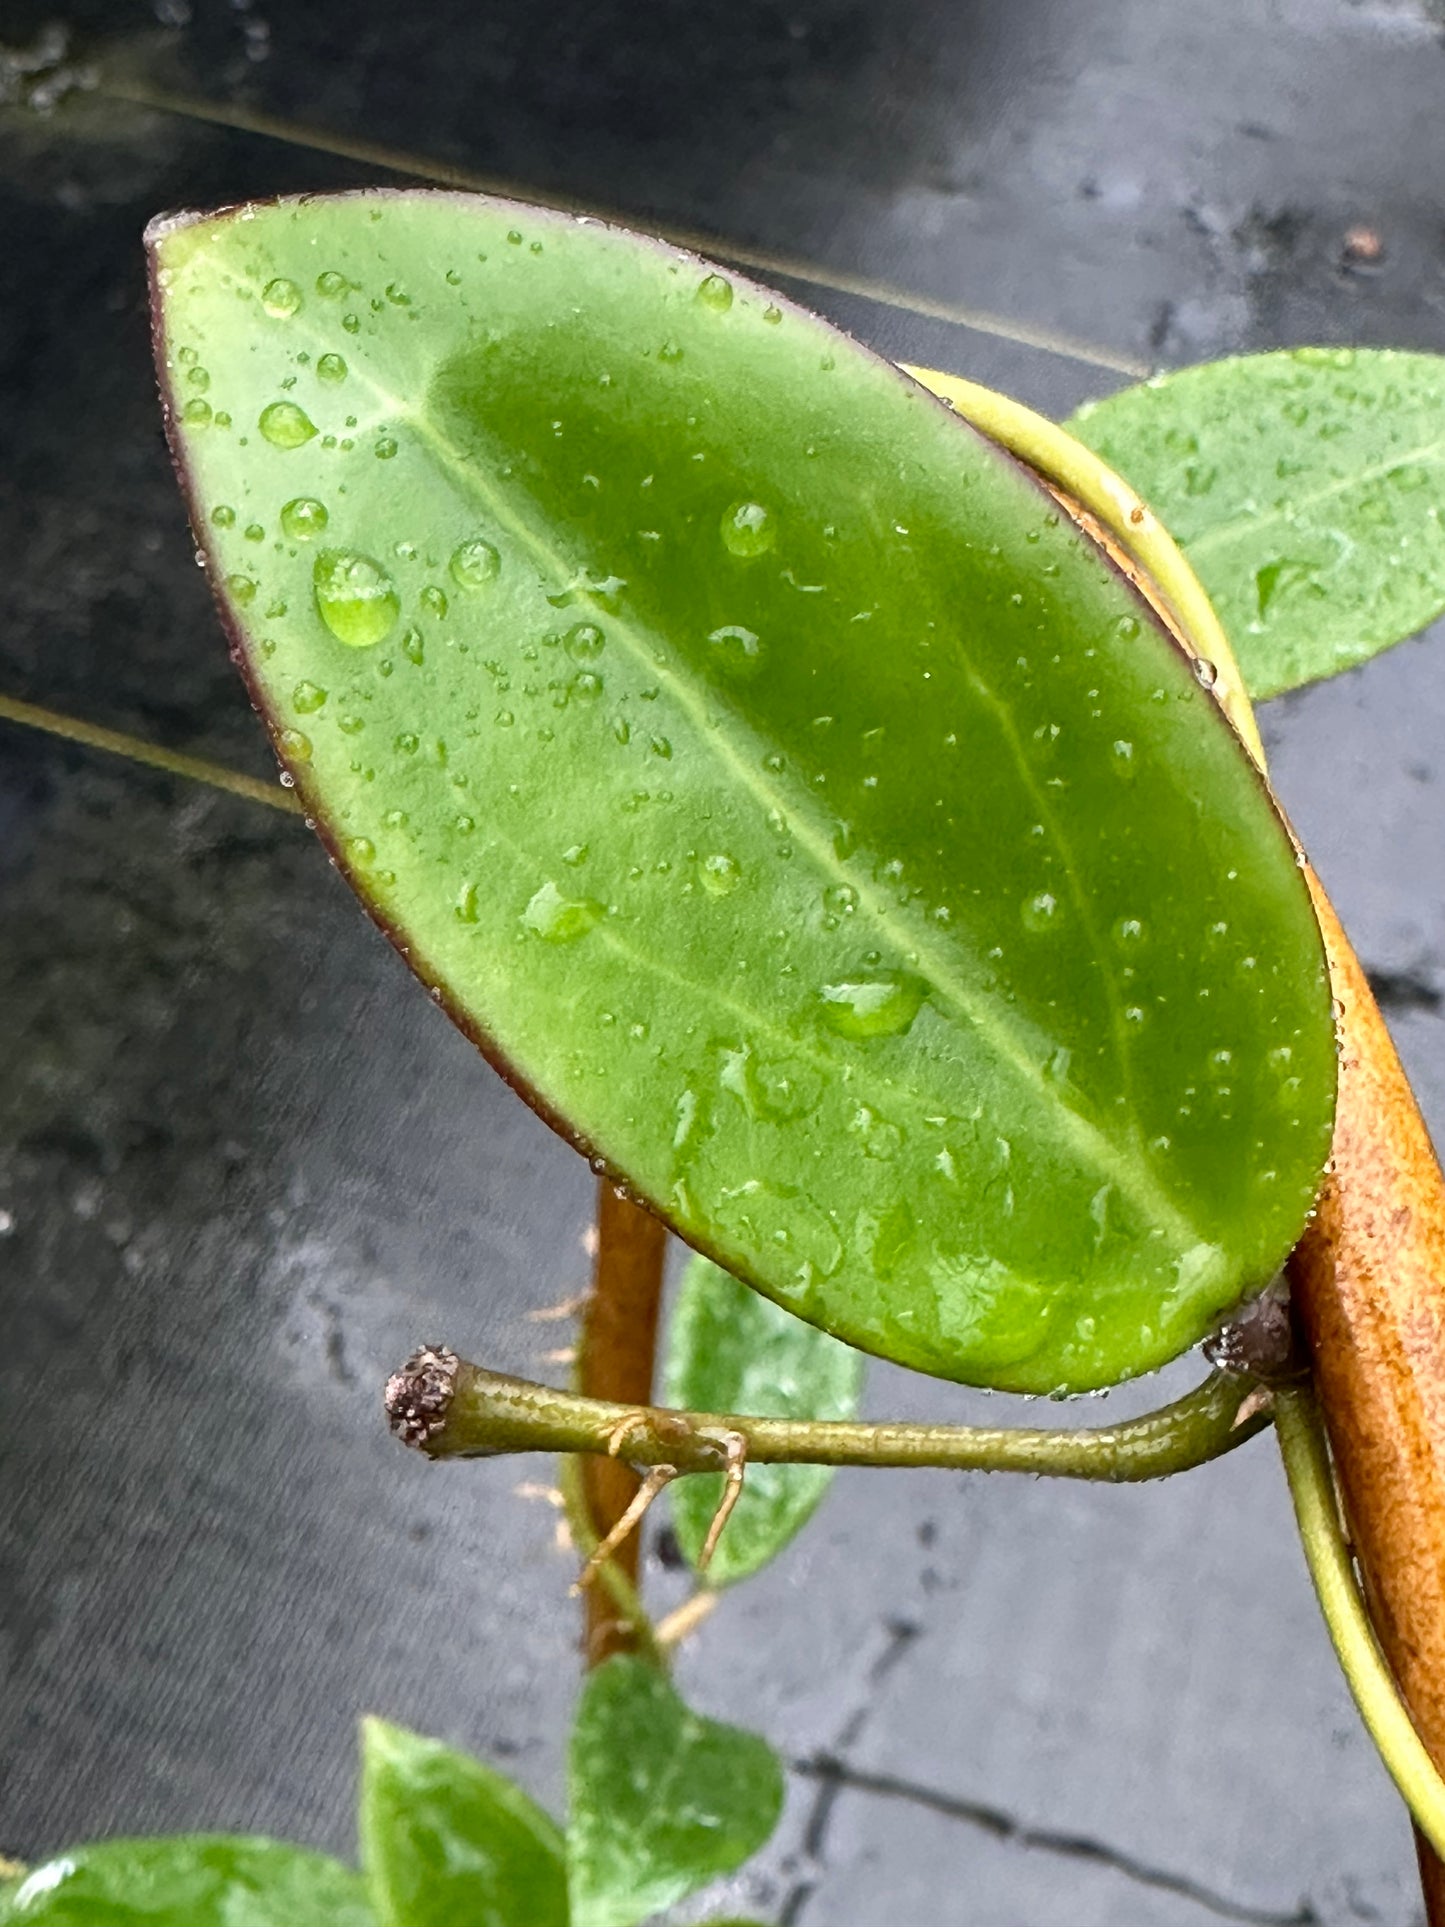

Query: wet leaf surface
359;1718;567;1927
567;1657;782;1927
150;192;1335;1393
664;1253;863;1583
0;1837;372;1925
1069;348;1445;699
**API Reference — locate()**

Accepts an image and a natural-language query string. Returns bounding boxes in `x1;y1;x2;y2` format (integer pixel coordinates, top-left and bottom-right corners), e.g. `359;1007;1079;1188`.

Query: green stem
1274;1385;1445;1859
389;1352;1272;1481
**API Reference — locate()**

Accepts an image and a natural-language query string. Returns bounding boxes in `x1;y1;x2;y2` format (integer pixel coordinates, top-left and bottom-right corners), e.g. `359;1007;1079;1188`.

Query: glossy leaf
0;1837;372;1925
567;1657;782;1927
359;1717;567;1927
664;1253;863;1583
1069;348;1445;699
149;192;1336;1394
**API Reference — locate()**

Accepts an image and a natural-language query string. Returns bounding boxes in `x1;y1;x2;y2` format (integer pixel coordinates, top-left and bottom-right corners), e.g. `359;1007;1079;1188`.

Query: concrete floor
4;1;1445;1920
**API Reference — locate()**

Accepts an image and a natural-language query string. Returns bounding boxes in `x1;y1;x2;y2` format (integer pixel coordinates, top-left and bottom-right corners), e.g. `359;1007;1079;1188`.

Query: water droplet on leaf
281;496;328;540
262;277;302;318
697;272;734;311
313;549;401;648
522;880;603;943
259;401;317;449
450;538;502;590
721;500;776;558
819;974;926;1039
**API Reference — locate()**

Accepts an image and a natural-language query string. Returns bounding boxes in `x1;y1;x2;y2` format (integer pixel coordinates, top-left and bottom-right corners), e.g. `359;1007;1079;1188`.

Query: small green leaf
1069;348;1445;698
0;1837;372;1925
359;1717;567;1927
150;192;1337;1394
664;1254;863;1583
567;1657;783;1927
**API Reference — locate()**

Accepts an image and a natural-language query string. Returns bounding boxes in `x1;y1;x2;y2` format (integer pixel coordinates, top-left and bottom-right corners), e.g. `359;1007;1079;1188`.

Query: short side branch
385;1353;1272;1482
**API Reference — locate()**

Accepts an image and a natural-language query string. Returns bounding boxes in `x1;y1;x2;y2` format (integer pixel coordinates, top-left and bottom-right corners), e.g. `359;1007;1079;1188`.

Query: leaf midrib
1179;434;1445;564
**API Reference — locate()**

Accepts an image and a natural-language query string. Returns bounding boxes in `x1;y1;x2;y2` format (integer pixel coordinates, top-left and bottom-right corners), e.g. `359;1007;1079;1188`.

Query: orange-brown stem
1289;875;1445;1920
576;1181;668;1664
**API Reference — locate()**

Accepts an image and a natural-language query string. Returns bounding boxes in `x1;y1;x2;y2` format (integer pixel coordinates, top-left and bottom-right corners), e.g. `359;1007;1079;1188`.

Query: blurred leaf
359;1718;567;1927
567;1657;782;1927
664;1254;863;1583
150;192;1335;1394
1069;348;1445;698
0;1838;372;1925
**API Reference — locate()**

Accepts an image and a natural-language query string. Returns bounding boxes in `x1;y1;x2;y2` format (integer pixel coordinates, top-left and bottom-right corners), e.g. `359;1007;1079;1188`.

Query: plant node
383;1344;460;1448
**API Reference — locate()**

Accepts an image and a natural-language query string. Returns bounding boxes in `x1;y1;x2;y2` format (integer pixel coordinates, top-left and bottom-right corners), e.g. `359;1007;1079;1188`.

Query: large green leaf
567;1657;782;1927
664;1253;863;1584
0;1838;372;1925
148;192;1336;1394
359;1718;568;1927
1069;348;1445;699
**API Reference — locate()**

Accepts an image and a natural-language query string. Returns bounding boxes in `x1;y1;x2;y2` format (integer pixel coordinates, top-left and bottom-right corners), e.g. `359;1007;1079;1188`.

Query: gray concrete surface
4;1;1445;1919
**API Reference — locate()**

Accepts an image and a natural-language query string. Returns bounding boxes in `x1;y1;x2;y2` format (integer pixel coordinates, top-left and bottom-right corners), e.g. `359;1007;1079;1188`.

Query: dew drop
183;397;212;425
401;626;425;665
186;367;211;392
700;852;742;896
347;837;376;869
450;537;502;590
211;504;236;528
374;437;399;460
707;624;764;675
421;584;449;619
1112;915;1146;946
455;881;481;923
721;500;776;558
522;880;603;943
1115;614;1141;641
763;303;783;325
262;277;302;318
259;401;317;449
313;549;401;648
281;496;329;541
1194;657;1219;689
316;270;349;299
291;680;327;714
316;352;348;384
565;621;605;661
823;883;858;918
819;973;926;1039
277;727;312;762
697;272;734;311
225;573;257;606
1022;891;1060;933
342;312;361;335
658;339;684;364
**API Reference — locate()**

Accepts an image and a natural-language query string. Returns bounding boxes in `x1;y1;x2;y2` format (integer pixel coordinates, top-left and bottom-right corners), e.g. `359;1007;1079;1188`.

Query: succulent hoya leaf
358;1718;567;1927
1069;348;1445;699
0;1838;372;1926
567;1657;782;1927
664;1254;863;1584
148;191;1336;1394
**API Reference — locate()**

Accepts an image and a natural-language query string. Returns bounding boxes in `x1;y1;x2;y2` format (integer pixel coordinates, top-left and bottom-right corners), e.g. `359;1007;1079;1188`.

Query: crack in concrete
789;1753;1320;1927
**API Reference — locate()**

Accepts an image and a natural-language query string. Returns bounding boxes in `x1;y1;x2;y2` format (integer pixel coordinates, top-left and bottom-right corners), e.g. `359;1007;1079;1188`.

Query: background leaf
1068;348;1445;699
664;1253;863;1584
567;1657;783;1927
359;1718;567;1927
150;192;1336;1394
0;1837;372;1926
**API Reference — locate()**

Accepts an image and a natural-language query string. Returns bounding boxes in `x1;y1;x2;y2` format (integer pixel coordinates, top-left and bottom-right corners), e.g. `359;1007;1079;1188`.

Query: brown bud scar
384;1344;460;1448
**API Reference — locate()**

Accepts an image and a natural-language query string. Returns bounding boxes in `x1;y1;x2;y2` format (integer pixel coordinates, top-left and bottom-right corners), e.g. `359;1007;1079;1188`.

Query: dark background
4;3;1445;1921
